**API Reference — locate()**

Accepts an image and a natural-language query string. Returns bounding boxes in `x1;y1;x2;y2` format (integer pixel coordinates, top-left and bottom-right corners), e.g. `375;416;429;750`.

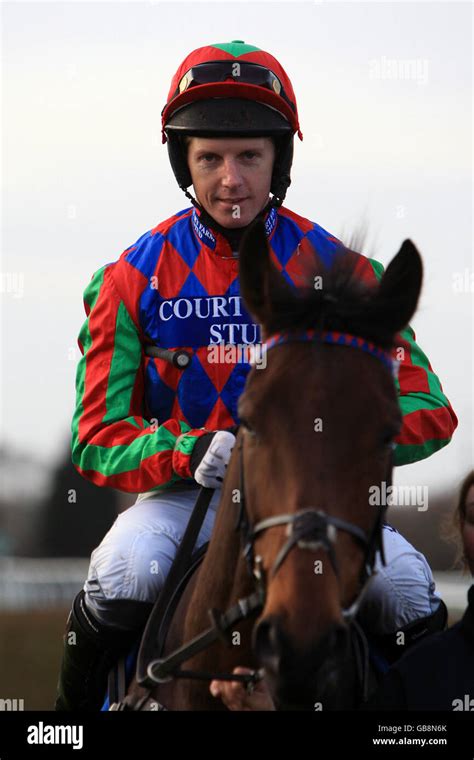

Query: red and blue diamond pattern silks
71;205;457;493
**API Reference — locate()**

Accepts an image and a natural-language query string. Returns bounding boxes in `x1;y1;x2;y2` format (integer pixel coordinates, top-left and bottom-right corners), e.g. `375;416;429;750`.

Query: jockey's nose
220;157;244;190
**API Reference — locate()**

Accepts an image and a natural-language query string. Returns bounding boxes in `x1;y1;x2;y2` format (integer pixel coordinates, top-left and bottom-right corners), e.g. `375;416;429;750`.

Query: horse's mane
266;244;396;350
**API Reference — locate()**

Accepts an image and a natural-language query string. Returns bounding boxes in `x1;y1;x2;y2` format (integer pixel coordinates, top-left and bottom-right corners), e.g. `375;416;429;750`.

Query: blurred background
1;1;472;709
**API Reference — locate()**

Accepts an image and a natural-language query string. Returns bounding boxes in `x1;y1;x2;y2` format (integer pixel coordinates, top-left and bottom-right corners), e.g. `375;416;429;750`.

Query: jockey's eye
198;153;218;164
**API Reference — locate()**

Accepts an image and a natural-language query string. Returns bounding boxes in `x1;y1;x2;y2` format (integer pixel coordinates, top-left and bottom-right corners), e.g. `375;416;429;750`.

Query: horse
122;219;422;711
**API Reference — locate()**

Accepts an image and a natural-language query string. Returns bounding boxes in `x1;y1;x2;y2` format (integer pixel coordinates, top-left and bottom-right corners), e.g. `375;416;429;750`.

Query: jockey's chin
194;191;271;229
207;196;259;228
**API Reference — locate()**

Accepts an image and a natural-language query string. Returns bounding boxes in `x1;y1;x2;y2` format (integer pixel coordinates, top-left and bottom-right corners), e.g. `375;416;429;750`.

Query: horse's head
237;220;423;708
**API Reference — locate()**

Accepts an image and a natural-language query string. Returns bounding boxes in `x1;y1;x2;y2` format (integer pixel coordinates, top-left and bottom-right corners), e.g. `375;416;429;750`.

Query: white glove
193;430;236;489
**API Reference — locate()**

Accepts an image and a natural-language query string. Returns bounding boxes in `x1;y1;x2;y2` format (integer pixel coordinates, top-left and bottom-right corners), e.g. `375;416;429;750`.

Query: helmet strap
181;186;202;211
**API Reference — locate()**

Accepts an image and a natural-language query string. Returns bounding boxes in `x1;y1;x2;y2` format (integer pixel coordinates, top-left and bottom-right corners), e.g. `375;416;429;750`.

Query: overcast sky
2;1;472;501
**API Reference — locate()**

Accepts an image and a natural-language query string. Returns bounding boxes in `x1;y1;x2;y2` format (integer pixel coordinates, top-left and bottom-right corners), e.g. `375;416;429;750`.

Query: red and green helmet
161;41;304;203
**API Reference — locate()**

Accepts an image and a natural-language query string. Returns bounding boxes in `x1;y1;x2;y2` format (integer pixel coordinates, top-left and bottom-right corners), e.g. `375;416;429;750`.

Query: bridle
140;329;397;697
237;328;396;620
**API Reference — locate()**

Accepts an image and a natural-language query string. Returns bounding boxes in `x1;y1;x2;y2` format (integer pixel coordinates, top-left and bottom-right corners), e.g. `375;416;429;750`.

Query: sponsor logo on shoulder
192;211;216;249
265;206;277;237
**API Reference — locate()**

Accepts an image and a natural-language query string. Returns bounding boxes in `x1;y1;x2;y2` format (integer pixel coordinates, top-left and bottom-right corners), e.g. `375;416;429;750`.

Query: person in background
367;470;474;710
450;469;474;575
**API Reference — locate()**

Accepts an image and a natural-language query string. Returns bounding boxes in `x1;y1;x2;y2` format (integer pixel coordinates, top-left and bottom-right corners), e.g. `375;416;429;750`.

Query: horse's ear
371;239;423;336
239;218;296;331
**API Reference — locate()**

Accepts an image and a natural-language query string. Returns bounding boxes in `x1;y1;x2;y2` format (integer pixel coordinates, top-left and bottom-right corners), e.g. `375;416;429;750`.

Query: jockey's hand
190;428;237;489
210;667;275;711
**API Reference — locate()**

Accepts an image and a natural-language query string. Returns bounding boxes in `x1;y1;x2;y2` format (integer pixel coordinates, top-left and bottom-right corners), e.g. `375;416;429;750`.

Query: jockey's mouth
216;197;249;204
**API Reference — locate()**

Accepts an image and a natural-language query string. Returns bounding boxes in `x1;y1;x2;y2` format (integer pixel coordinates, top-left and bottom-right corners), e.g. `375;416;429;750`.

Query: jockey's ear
239;218;296;335
370;239;423;338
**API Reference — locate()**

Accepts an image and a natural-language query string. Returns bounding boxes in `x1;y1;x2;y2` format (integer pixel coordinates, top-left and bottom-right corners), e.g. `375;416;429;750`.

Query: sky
1;1;473;502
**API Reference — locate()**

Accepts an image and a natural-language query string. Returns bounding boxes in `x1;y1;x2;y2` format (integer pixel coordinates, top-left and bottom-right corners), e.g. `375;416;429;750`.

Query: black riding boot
55;590;142;711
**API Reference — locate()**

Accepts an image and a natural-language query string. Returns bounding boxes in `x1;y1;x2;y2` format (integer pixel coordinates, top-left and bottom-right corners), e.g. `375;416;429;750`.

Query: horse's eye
241;418;256;436
380;426;400;449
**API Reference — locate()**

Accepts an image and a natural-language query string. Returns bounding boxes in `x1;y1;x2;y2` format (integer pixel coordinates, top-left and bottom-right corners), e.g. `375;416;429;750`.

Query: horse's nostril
253;617;283;670
332;623;345;644
327;623;350;658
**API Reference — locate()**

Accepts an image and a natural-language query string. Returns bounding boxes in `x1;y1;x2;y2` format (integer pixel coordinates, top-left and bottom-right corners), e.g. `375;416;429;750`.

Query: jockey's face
462;483;474;576
187;136;275;228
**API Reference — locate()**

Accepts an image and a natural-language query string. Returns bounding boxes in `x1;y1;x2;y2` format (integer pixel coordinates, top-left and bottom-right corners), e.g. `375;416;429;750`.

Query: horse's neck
184;453;252;635
167;457;257;708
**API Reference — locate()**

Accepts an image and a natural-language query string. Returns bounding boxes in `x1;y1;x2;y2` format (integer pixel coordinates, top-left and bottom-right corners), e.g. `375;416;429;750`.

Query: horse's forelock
264;244;397;349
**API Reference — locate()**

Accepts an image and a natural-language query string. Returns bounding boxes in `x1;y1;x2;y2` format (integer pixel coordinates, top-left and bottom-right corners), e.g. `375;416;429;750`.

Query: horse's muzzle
253;616;352;709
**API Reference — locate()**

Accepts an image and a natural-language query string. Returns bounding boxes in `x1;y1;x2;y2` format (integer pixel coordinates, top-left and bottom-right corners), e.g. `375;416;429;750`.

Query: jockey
55;40;457;711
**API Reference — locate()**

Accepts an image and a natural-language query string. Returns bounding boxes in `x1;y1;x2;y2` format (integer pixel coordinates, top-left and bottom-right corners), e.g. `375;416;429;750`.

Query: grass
0;608;69;711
